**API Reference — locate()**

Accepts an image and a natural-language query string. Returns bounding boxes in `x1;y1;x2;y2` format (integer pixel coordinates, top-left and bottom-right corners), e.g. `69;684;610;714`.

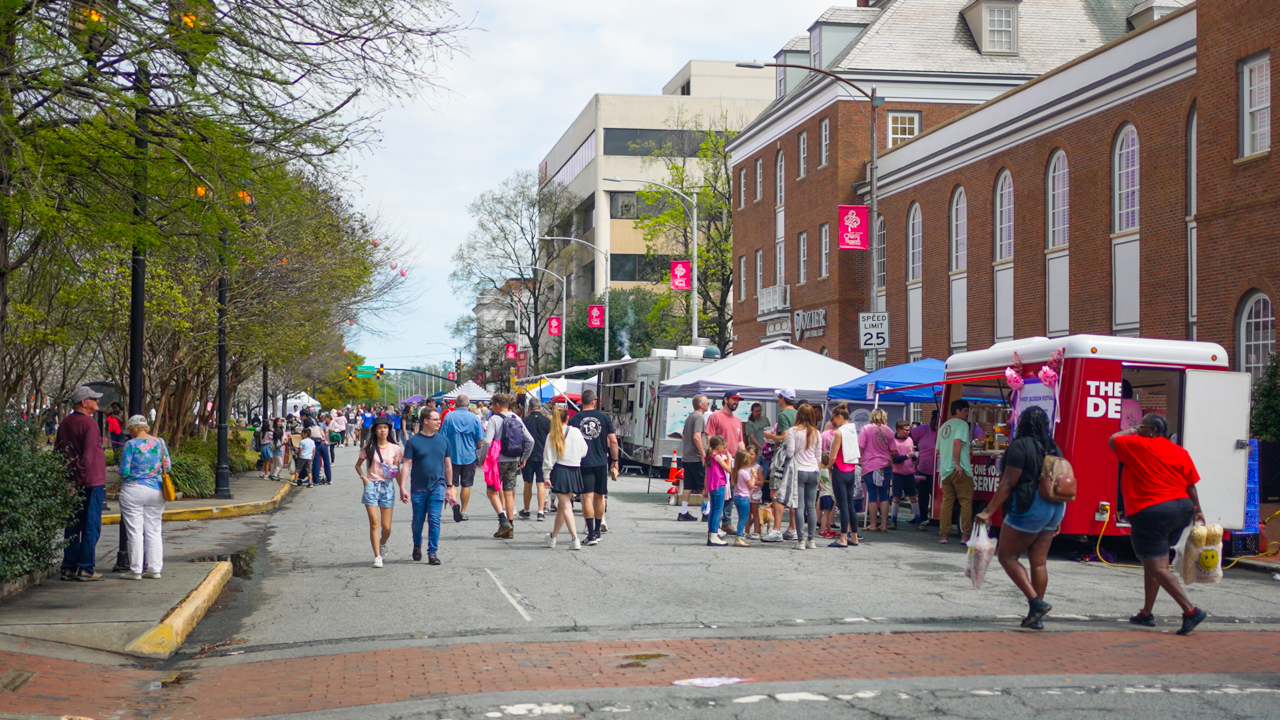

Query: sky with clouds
344;1;825;369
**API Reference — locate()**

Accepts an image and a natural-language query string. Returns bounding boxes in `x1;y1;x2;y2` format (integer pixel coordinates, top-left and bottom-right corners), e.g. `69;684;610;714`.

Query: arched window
1240;292;1275;381
775;150;785;206
907;203;922;281
1047;150;1069;248
994;171;1014;261
950;187;967;271
873;215;886;289
1114;125;1140;233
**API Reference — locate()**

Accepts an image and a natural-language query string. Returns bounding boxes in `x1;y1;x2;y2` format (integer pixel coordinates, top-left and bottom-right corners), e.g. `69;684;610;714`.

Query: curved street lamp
539;235;610;362
505;265;566;373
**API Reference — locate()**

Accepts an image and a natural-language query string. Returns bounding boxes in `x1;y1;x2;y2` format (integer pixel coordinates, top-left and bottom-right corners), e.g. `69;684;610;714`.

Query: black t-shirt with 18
569;410;615;468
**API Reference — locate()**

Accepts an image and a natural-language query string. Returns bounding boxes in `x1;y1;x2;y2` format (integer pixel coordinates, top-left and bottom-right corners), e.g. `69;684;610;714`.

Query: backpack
1039;455;1077;503
500;413;528;456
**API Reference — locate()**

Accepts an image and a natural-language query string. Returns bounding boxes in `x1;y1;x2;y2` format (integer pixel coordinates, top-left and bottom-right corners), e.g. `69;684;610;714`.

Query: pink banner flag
670;260;691;290
838;205;871;250
588;305;604;328
505;343;517;360
548;316;562;336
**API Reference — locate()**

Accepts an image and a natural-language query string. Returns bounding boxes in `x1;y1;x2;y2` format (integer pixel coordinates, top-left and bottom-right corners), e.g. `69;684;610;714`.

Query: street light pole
214;226;232;499
602;178;699;341
508;265;566;372
539;236;609;361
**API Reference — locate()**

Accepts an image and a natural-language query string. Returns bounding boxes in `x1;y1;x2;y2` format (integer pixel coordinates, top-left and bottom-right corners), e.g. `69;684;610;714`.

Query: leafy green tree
1251;353;1280;441
563;287;684;367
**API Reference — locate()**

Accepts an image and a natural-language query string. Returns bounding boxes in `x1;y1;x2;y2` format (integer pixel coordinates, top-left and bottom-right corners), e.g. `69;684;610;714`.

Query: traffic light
346;364;353;382
455;359;462;376
376;364;384;379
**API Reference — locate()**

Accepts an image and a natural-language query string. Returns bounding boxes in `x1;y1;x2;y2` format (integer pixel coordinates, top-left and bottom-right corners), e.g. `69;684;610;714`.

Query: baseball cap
125;414;149;428
71;385;103;404
775;387;796;401
723;392;742;400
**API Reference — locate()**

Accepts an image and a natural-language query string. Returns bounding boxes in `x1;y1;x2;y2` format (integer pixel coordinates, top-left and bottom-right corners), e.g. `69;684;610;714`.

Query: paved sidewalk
104;474;290;525
0;630;1277;719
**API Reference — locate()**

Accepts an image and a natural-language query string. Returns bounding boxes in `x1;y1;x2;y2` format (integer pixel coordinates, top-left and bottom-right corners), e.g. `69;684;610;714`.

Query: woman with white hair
118;415;171;580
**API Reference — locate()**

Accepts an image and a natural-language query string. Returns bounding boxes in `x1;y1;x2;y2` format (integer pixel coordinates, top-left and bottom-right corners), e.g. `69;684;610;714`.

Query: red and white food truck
930;335;1251;536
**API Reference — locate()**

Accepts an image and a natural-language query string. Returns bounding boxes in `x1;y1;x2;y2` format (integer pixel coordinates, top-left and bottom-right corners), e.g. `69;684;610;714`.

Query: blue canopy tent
828;358;946;404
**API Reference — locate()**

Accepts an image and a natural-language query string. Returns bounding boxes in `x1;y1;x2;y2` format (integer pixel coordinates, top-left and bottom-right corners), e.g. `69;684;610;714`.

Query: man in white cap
57;385;107;581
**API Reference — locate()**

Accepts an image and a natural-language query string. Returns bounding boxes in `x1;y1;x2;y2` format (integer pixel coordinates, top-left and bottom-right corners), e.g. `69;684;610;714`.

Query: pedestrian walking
787;404;822;550
117;415;170;580
976;406;1063;630
937;400;974;543
400;409;453;565
828;405;861;547
360;406;375;445
297;430;316;487
542;405;586;550
310;426;332;485
356;417;401;568
703;435;731;546
762;388;800;542
57;385;107;582
889;419;918;530
105;403;126;459
568;389;617;545
330;411;347;457
481;394;534;540
258;423;274;479
675;395;708;522
520;397;551;521
1109;413;1208;635
441;393;485;522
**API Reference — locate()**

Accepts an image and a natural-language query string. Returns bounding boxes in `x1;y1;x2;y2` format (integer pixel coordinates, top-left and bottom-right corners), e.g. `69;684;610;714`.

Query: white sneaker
806;539;817;549
748;532;761;541
783;529;798;541
708;532;728;546
372;556;383;568
122;572;142;580
571;538;582;550
545;533;557;549
792;540;806;550
600;520;608;533
142;571;162;579
716;529;727;539
761;530;783;543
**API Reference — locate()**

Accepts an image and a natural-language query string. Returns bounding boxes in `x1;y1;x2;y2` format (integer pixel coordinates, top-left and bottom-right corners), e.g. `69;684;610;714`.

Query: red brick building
868;1;1275;380
729;0;1140;365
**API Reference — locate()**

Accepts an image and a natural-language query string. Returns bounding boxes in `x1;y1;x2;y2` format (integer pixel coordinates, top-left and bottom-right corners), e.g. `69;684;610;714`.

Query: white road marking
776;692;828;701
499;703;575;715
971;690;1002;696
841;617;869;623
733;696;769;704
485;568;531;622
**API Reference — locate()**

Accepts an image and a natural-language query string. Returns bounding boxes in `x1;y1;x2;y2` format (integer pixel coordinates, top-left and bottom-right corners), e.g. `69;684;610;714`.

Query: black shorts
819;495;834;511
522;462;544;484
681;461;705;493
892;472;917;497
1128;497;1194;560
581;464;609;496
455;462;477;488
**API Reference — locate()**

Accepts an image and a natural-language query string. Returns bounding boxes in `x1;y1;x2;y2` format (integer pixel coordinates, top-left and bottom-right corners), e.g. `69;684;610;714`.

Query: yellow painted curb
123;561;232;659
104;481;291;525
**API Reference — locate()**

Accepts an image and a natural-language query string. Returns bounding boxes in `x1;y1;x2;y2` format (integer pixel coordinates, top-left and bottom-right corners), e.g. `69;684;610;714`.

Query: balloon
390;261;398;270
371;238;380;247
399;269;407;277
346;320;354;326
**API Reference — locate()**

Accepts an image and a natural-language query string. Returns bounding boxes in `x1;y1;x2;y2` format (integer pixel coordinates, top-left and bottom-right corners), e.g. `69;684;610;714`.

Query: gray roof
781;35;810;52
1129;0;1190;14
815;6;883;24
832;0;1133;75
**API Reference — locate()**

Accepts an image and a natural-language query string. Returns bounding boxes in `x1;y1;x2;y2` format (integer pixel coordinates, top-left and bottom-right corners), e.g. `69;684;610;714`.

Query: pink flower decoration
390;261;398;270
1038;366;1058;388
399;269;407;277
371;238;380;247
1005;367;1024;391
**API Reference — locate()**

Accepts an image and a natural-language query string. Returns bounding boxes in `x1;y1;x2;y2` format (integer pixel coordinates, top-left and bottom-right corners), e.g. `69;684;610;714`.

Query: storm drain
0;669;35;692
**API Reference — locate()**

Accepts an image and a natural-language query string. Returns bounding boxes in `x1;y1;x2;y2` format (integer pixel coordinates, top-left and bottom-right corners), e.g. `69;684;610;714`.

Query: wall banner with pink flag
505;343;517;360
838;205;870;250
670;261;691;290
588;305;604;328
548;316;562;336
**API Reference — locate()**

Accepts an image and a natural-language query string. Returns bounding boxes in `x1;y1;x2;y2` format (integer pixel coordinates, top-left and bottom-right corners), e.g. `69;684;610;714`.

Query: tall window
739;168;746;209
739;255;746;302
755;249;763;295
755;158;763;200
1242;53;1271;156
888;112;921;147
810;26;821;70
775;150;785;206
820;117;830;165
798;131;808;177
907;204;922;281
775;238;785;285
819;223;830;277
1047;150;1069;248
776;65;786;100
873;215;886;290
988;7;1013;51
1114;125;1140;233
1240;292;1275;381
798;231;808;283
995;171;1014;261
951;187;967;271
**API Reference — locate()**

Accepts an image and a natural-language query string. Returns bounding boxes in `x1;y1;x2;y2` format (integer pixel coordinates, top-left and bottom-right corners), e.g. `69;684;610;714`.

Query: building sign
548;316;562;336
838;205;871;250
1014;377;1058;426
670;261;691;290
859;312;889;349
505;343;517;360
793;308;827;341
515;350;529;378
588;305;604;328
447;371;456;381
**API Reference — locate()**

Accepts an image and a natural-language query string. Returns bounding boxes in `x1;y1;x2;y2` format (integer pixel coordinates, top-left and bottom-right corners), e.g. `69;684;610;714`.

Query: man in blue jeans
57;386;108;581
399;409;453;565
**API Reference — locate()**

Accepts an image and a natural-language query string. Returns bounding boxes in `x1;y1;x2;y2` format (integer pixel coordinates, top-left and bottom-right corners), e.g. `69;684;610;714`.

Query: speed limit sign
859;312;889;349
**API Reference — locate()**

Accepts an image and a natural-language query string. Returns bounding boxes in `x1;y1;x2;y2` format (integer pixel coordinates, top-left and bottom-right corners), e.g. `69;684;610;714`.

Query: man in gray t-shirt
676;395;708;521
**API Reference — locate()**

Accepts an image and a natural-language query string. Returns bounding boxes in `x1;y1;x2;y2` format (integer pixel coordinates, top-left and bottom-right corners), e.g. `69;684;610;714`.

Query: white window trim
1241;52;1271;157
987;5;1015;54
798;131;808;178
951;186;967;272
775;238;785;286
755;248;763;296
1113;125;1140;234
739;255;747;303
754;157;763;201
798;231;808;284
819;117;830;166
1239;290;1275;381
739;167;746;209
887;111;922;148
819;223;830;278
775;150;785;207
995;171;1014;261
873;215;886;290
907;203;922;282
1047;150;1069;249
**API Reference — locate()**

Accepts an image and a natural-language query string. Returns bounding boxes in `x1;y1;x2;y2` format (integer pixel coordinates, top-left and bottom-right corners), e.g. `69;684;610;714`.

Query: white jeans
119;483;165;574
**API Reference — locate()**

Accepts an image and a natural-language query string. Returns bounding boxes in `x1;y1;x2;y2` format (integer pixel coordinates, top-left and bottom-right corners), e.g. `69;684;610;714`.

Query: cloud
345;0;822;367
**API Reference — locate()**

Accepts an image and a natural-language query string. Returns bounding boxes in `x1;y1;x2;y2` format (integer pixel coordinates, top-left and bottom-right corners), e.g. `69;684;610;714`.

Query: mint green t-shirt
938;417;972;477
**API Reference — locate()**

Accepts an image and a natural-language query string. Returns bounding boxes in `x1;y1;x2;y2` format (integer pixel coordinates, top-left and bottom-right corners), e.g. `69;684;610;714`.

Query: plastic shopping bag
965;523;997;590
1177;522;1223;585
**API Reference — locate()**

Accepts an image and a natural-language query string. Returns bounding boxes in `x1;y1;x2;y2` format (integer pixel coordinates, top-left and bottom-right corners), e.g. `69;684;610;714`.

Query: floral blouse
119;437;172;491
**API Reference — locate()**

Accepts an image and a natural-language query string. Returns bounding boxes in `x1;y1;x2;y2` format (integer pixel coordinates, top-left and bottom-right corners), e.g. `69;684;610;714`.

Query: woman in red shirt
1109;413;1207;635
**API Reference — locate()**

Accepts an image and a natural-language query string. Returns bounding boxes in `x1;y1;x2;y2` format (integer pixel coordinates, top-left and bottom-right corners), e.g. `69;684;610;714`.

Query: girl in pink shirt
704;436;732;546
731;448;755;546
859;408;896;532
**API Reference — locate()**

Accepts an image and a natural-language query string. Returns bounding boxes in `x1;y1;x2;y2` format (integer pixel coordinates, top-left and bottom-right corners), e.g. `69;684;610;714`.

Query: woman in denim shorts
355;417;402;568
976;407;1062;630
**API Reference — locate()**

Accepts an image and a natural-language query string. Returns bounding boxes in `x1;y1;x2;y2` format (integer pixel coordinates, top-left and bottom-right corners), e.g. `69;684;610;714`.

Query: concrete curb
123;561;232;659
103;480;291;525
1232;556;1280;574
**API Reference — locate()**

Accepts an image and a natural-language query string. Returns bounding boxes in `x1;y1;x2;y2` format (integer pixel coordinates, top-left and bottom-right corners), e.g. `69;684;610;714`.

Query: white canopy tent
441;381;492;403
281;391;320;416
658;341;866;402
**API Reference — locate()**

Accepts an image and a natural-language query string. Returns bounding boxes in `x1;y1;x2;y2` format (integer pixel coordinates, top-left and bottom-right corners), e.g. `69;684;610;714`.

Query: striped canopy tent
441;381;491;403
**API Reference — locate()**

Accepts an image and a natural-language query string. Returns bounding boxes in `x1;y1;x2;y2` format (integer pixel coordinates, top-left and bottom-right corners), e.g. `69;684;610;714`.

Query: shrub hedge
169;453;216;498
0;423;79;583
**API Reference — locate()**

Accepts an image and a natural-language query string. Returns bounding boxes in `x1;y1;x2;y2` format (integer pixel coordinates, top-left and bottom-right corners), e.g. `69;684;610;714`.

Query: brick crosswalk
2;630;1278;719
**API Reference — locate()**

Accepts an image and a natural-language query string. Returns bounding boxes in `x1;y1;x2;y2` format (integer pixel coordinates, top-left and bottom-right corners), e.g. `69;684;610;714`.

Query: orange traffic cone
668;451;680;485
